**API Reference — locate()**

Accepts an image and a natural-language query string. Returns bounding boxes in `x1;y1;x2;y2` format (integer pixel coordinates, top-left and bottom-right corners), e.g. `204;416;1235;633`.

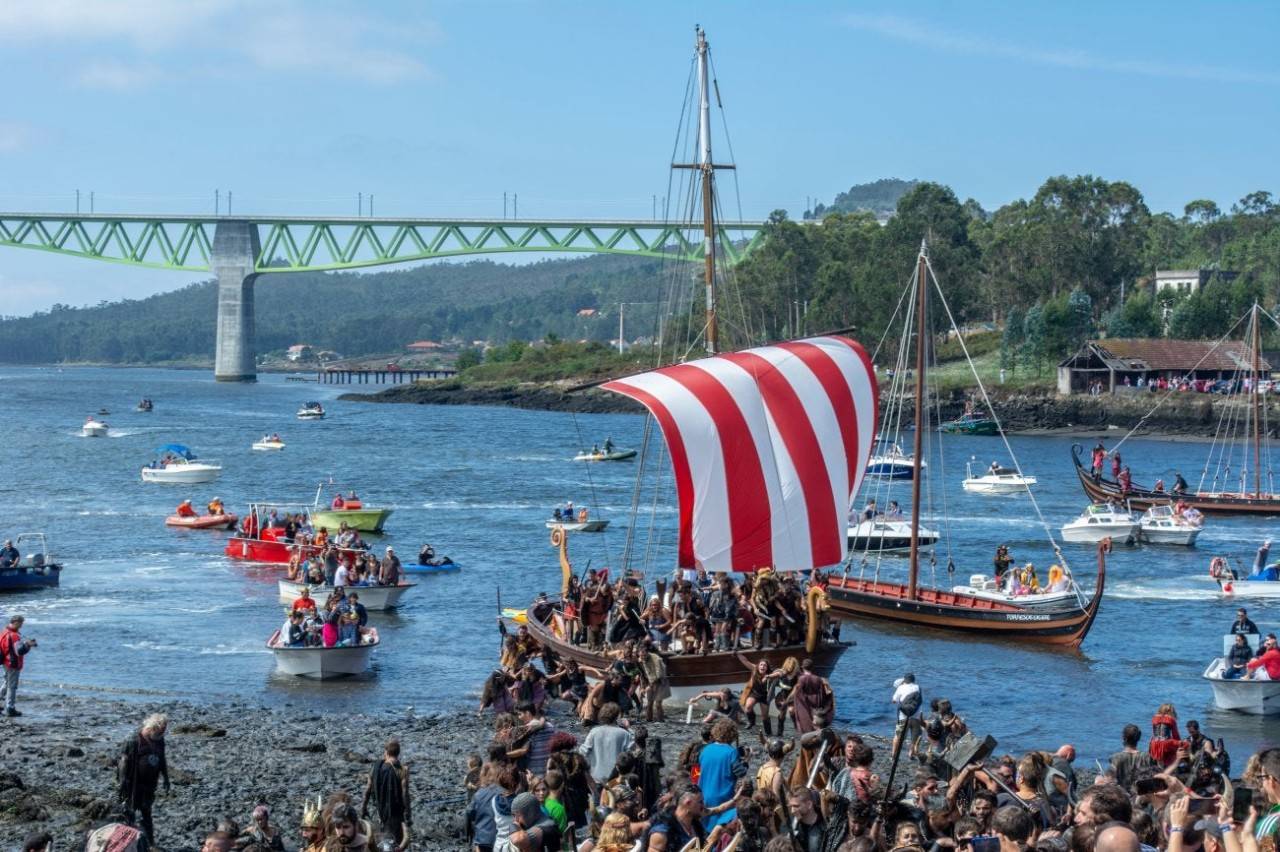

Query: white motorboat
278;580;415;611
252;436;286;451
1060;504;1139;545
847;517;939;553
268;627;378;679
1139;505;1201;546
140;444;222;484
950;572;1079;610
297;402;325;420
866;443;924;480
1205;634;1280;714
81;417;109;438
545;518;610;533
961;459;1037;495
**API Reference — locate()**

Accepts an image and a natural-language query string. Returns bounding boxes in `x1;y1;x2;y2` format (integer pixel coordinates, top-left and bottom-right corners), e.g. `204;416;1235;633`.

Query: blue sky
0;0;1276;315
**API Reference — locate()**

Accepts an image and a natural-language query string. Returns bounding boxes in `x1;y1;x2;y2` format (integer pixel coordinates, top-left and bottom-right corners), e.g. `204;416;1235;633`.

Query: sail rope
1104;311;1249;459
620;413;655;573
569;410;614;570
923;254;1083;606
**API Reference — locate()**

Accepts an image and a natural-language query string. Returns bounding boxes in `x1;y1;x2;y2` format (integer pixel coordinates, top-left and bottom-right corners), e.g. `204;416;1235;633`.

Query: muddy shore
342;380;1277;439
0;689;924;852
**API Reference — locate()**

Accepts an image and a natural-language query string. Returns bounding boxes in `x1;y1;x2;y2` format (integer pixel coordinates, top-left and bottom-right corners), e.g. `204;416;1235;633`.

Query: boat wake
1107;580;1220;601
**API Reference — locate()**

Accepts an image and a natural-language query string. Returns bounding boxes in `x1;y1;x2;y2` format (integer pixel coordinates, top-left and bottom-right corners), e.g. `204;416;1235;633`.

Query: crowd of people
463;654;1271;852
283;540;403;589
277;586;372;648
544;567;831;659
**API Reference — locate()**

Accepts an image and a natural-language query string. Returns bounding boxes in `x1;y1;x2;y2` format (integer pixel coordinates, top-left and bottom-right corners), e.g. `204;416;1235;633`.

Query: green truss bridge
0;213;766;380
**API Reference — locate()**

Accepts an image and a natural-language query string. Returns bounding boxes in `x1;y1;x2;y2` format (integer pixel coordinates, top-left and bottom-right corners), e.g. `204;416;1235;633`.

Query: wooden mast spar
907;241;928;600
1253;301;1263;497
674;25;734;355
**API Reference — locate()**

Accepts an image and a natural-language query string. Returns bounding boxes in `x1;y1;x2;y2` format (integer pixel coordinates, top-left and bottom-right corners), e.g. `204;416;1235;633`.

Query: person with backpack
1;614;36;717
893;672;923;757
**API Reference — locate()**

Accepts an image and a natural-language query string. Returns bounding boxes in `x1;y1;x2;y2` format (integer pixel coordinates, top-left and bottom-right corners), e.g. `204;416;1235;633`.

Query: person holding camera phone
1;614;36;717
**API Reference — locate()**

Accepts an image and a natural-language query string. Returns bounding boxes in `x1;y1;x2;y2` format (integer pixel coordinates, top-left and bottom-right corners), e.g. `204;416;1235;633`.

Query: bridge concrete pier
212;220;260;382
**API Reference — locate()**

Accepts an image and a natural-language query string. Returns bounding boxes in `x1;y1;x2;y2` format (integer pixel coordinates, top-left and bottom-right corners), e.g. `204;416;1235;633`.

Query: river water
1;366;1277;767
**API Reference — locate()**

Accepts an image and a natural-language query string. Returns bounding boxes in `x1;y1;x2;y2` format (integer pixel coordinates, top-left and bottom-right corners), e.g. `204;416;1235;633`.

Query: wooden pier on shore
318;367;456;385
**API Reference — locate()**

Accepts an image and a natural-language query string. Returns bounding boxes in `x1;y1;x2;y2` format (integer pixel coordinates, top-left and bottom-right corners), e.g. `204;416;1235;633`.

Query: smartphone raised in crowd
1234;786;1255;823
1134;778;1169;796
971;836;1001;852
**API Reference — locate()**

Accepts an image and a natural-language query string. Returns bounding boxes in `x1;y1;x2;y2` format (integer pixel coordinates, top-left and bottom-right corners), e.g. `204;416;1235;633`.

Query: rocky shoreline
342;379;1277;438
340;380;645;415
1;689;920;852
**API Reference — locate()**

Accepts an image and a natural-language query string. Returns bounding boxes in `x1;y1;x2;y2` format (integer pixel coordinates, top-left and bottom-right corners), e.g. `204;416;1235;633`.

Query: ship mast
1253;301;1263;497
907;240;929;600
674;26;734;354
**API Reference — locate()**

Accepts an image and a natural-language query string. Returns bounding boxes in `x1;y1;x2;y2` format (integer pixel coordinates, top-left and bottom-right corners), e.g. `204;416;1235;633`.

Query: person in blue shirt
697;718;742;829
1247;541;1276;581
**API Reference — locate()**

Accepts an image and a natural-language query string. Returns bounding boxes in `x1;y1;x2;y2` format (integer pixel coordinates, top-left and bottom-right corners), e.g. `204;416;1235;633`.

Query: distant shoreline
343;379;1277;438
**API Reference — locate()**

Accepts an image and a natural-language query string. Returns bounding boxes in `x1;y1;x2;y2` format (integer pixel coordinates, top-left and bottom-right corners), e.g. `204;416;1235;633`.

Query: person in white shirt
334;562;350;589
891;672;923;757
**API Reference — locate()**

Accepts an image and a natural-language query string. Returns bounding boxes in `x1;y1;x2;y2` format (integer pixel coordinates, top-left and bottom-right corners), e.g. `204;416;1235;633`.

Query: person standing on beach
362;738;412;851
1;614;36;717
118;712;171;844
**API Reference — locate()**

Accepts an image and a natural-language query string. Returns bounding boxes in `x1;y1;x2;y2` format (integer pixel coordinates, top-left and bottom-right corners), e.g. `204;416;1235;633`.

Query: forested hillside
0;176;1276;370
806;178;919;219
0;254;670;364
732;179;1280;374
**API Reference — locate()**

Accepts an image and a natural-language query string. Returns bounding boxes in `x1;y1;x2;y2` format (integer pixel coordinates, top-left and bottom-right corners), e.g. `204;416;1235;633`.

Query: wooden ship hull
1072;444;1280;515
525;611;850;702
824;570;1103;649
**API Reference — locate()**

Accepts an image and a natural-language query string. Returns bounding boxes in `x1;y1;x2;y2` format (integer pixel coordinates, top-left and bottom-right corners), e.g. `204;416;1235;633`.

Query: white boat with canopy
252;435;286;451
1060;503;1139;544
1139;504;1201;546
962;458;1037;495
140;444;222;483
81;416;109;437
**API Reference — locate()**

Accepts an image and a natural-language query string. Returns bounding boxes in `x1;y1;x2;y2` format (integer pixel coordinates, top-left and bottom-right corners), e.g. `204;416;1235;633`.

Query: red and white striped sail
603;335;879;573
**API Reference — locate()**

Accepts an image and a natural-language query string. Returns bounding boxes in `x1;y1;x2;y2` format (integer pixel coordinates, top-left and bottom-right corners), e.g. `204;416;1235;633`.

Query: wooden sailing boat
825;243;1106;648
524;28;872;695
1072;303;1280;515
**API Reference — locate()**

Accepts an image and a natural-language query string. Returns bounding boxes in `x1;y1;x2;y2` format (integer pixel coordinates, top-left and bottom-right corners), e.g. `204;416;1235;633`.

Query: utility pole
618;302;625;354
90;191;94;214
514;194;518;218
369;194;374;217
75;189;80;214
228;191;233;215
358;192;363;217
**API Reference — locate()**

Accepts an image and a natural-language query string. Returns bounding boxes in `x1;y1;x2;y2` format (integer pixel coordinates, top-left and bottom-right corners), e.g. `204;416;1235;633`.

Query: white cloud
0;122;37;153
76;61;165;91
844;13;1280;86
242;9;434;84
0;0;435;88
0;0;231;47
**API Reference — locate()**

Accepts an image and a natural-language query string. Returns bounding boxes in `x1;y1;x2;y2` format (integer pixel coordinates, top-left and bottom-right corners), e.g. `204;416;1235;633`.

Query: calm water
1;366;1278;766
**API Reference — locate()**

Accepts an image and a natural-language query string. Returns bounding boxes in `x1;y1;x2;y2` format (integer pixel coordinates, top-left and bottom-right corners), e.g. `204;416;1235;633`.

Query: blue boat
404;561;460;575
0;533;62;593
865;442;925;480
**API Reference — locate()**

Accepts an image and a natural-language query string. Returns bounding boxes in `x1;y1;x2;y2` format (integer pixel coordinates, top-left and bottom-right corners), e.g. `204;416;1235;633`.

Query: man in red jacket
1248;634;1280;680
1;614;37;717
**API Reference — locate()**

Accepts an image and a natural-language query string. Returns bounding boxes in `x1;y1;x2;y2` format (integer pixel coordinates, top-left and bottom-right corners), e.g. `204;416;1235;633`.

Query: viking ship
1072;303;1280;515
825;243;1106;648
523;29;876;695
